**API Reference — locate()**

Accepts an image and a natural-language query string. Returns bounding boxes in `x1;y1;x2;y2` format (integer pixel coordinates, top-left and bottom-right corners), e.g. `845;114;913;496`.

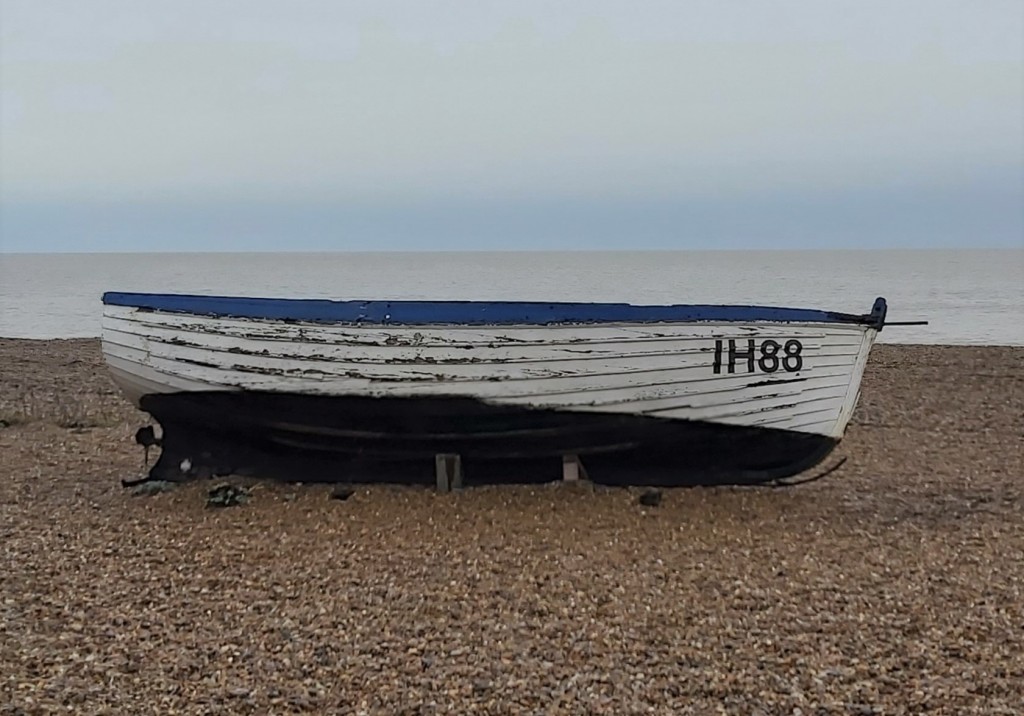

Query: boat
100;292;889;487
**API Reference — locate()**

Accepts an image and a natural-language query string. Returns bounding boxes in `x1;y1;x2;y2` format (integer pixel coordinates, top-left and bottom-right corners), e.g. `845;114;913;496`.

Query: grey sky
1;0;1021;251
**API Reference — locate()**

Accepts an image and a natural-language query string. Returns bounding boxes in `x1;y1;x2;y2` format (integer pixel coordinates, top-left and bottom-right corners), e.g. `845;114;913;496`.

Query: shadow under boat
135;390;839;488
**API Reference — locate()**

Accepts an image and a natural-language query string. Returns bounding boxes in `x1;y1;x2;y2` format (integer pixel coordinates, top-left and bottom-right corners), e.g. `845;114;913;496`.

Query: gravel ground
1;338;1022;715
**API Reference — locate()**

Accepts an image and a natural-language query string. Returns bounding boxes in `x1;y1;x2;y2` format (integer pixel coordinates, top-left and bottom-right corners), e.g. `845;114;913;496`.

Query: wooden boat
101;292;889;487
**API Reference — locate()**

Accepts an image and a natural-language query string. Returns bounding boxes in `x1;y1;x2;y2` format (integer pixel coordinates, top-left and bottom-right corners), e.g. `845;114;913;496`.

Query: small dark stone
638;489;663;507
846;705;879;716
331;486;355;501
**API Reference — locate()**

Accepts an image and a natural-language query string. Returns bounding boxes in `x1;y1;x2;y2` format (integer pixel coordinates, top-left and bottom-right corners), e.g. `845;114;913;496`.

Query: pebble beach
1;337;1022;714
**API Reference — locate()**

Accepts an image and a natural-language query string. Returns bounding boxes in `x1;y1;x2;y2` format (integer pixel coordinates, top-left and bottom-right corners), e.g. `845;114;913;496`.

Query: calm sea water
1;250;1021;345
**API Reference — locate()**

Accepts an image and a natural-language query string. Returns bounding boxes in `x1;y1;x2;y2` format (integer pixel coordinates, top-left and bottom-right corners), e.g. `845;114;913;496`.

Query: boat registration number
712;339;803;374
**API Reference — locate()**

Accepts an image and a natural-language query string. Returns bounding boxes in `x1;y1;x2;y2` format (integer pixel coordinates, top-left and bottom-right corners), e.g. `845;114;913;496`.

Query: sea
1;250;1022;345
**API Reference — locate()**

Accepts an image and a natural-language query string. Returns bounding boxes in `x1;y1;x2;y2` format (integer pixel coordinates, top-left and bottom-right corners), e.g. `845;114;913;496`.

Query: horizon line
2;246;1022;257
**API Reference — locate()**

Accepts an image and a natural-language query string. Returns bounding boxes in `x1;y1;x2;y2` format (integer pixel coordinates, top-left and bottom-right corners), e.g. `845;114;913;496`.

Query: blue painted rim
102;292;887;328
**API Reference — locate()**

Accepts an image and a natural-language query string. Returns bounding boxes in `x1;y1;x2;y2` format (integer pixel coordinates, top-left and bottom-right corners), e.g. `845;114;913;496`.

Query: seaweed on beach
205;483;252;508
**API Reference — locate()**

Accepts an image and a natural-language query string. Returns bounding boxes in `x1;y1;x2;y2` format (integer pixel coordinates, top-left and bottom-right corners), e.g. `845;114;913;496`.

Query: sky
1;0;1022;252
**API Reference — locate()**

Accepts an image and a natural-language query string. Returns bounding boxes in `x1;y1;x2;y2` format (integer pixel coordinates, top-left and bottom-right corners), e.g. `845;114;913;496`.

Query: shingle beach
1;338;1021;714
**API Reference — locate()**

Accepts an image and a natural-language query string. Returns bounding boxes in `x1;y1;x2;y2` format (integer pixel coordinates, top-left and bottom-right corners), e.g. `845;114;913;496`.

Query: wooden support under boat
562;454;588;482
435;453;463;493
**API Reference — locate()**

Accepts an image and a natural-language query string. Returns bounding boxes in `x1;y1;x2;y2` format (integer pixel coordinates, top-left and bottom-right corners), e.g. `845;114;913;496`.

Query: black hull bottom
137;391;839;488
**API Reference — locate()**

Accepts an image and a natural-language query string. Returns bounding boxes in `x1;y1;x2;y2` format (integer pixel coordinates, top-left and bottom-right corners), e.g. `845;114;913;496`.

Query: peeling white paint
102;304;879;439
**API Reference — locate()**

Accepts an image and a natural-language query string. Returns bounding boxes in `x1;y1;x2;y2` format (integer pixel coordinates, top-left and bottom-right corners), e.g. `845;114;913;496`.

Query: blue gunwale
102;292;887;327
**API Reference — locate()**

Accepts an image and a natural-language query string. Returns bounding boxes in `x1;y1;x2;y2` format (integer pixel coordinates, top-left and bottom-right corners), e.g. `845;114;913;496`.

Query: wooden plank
562;454;580;482
103;304;865;346
434;453;462;493
435;454;449;492
450;454;463;490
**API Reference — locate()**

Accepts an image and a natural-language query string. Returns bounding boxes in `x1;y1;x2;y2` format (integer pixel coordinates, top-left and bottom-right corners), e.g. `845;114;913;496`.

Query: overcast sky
1;0;1021;252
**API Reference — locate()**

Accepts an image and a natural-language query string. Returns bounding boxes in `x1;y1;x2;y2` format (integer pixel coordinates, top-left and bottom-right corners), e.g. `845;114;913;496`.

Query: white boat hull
102;304;876;440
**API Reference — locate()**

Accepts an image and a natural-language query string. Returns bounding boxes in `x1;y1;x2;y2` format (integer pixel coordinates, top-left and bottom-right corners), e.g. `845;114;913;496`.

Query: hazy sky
1;0;1021;251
